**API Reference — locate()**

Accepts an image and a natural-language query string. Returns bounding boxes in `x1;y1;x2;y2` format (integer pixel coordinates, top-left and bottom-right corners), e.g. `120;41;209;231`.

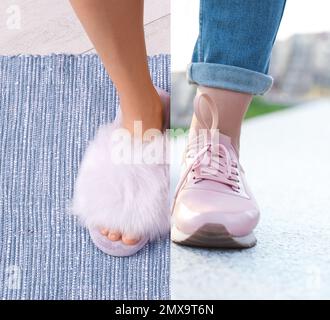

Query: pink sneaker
171;91;259;248
71;87;170;256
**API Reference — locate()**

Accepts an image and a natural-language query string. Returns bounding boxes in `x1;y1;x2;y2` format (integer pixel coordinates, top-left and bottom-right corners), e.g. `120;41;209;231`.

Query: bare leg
70;0;163;244
70;0;163;133
191;86;252;153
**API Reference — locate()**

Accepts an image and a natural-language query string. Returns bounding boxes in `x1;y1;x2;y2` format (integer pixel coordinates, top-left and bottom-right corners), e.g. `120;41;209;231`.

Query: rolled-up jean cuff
187;62;273;95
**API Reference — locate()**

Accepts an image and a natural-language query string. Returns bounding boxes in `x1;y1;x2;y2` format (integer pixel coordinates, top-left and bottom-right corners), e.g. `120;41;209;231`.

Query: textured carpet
0;54;170;300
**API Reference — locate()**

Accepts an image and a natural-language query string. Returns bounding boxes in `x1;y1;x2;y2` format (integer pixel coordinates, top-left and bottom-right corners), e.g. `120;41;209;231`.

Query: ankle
192;86;251;155
120;89;163;134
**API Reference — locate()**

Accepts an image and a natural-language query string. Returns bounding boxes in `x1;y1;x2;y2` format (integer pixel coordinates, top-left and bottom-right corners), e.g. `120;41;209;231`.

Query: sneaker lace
173;93;240;208
186;138;240;191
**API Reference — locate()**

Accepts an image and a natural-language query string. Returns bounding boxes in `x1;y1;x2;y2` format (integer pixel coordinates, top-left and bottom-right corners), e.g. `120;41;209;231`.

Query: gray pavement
170;100;330;300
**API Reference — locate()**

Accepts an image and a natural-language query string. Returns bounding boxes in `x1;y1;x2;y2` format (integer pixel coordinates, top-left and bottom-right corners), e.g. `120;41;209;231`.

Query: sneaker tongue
188;129;236;157
209;131;231;149
217;132;232;148
210;132;239;158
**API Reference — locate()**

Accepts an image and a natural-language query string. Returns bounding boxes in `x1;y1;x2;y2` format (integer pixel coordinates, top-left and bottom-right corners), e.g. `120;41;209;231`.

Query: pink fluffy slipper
71;88;170;256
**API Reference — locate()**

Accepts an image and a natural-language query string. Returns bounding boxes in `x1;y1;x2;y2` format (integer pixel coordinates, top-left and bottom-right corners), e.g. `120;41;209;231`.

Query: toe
122;235;140;245
100;228;109;236
108;231;121;241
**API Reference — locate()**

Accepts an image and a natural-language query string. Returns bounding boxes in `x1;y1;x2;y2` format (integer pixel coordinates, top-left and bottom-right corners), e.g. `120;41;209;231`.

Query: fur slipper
71;88;170;256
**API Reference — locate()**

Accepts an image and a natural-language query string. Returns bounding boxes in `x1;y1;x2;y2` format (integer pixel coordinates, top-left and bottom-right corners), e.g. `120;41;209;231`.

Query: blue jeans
188;0;286;95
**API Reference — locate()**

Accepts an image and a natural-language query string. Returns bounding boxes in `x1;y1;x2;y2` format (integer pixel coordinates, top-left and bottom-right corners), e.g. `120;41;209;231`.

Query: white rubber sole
171;223;257;249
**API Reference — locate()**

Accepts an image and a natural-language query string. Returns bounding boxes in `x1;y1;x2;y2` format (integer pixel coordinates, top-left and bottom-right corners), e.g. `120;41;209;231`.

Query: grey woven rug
0;54;170;300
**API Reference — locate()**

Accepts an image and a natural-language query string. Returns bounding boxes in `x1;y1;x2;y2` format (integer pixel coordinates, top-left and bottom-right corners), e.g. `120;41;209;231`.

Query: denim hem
187;62;273;95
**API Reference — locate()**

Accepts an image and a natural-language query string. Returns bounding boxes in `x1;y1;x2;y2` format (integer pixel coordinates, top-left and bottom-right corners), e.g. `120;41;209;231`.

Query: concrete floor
171;100;330;300
0;0;170;55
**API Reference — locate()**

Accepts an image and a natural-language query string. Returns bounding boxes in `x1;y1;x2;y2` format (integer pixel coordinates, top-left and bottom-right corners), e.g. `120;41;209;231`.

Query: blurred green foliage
245;97;288;119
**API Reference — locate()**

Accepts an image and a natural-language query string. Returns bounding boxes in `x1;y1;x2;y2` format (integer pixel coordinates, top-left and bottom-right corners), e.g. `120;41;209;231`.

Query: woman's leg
70;0;163;134
188;0;286;151
70;0;163;244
